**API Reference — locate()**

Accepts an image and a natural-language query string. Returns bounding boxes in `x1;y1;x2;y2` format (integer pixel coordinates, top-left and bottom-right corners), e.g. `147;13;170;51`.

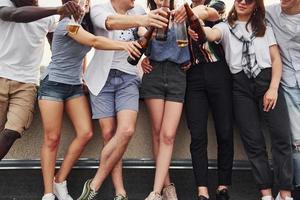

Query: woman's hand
181;61;191;71
263;87;278;112
141;57;153;74
121;41;142;59
173;5;186;23
188;27;198;41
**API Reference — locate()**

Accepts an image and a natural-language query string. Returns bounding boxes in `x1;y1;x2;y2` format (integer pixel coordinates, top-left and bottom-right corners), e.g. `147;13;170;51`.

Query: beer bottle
127;27;155;66
155;0;171;41
184;3;207;44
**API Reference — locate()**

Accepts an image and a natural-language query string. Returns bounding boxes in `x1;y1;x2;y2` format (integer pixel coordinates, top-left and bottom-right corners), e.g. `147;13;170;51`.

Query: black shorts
140;60;186;102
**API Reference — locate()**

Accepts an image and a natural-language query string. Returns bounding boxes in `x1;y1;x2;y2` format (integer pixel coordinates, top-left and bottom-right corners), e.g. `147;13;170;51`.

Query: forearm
0;6;59;23
269;45;283;89
203;27;221;42
269;57;282;90
105;15;142;30
93;36;124;50
192;5;219;21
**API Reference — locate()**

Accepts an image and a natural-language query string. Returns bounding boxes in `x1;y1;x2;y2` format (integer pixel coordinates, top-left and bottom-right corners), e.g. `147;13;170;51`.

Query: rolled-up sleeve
90;4;112;31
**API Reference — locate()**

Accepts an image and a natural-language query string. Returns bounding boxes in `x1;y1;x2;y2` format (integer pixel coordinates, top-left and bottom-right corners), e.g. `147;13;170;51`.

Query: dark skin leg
0;129;21;160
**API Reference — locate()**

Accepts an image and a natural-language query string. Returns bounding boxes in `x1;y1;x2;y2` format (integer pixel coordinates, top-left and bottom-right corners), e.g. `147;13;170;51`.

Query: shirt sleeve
0;0;14;7
55;18;70;36
266;24;277;47
48;16;58;33
133;4;147;15
213;21;228;44
90;4;111;31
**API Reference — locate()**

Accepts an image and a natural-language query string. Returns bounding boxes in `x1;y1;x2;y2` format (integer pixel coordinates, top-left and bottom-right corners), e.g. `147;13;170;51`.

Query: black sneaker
198;195;209;200
216;188;229;200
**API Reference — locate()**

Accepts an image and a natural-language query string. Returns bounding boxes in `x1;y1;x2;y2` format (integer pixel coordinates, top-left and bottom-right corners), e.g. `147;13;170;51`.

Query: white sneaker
42;193;55;200
261;196;273;200
53;180;73;200
275;193;293;200
145;191;163;200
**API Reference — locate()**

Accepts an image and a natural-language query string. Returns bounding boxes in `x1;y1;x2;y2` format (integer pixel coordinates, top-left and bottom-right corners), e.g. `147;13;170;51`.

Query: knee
102;128;115;143
152;129;160;144
77;130;93;143
43;133;60;150
190;136;207;151
161;131;175;146
119;126;135;141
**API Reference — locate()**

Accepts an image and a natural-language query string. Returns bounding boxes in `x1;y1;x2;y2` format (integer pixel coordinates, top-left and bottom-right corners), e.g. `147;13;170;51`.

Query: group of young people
0;0;299;200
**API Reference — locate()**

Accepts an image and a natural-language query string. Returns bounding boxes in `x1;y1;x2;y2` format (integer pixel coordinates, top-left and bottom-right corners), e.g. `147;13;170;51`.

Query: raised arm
192;5;220;21
105;8;169;30
68;27;142;58
0;1;81;23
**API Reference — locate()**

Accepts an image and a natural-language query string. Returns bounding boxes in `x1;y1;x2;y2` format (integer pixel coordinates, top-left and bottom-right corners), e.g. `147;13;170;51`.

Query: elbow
91;37;98;49
105;16;114;30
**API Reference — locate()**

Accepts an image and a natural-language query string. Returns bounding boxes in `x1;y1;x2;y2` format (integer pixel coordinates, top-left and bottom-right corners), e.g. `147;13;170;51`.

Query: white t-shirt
84;1;146;96
214;21;277;74
0;0;56;85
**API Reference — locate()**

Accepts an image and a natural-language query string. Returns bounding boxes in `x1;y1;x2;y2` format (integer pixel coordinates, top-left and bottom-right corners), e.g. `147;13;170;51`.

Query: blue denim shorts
38;76;84;102
89;69;140;119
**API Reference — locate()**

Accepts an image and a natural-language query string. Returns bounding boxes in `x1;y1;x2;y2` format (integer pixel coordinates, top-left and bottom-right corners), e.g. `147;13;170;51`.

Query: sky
40;0;280;66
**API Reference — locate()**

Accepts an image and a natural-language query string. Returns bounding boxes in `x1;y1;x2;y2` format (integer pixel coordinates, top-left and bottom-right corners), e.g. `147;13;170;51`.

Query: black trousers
185;61;234;187
232;68;293;190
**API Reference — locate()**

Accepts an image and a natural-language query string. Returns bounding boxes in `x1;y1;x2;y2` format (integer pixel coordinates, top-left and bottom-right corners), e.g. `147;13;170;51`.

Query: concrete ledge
0;159;253;170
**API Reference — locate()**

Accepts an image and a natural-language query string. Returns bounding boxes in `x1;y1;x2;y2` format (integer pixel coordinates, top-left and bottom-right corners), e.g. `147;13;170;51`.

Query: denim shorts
140;60;186;102
38;76;84;102
89;69;140;119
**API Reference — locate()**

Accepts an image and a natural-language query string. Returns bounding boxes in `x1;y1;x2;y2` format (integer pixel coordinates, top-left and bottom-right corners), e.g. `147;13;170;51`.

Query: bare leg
153;101;183;194
145;99;171;187
90;110;137;191
39;100;64;194
99;117;126;196
55;96;93;182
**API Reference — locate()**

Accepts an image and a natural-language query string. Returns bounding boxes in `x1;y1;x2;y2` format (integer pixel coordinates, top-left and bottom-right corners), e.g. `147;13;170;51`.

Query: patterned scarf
229;23;261;78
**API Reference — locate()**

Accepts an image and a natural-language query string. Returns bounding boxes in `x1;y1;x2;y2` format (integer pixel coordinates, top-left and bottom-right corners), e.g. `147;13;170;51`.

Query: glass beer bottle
184;2;207;44
127;27;155;66
155;0;170;41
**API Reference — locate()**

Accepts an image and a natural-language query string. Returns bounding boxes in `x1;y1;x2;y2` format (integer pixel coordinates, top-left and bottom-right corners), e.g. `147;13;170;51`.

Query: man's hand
57;1;82;20
140;8;169;28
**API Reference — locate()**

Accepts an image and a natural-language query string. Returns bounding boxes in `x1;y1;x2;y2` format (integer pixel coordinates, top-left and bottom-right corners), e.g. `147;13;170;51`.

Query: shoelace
87;190;97;200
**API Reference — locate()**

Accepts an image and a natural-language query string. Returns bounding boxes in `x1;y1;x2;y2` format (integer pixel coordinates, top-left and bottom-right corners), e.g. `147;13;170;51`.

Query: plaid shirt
229;24;261;78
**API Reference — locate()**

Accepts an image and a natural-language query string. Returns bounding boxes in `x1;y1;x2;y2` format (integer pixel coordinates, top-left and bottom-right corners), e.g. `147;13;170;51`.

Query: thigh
145;99;165;133
115;73;140;114
6;81;37;134
0;78;9;131
160;101;183;138
116;110;138;134
185;83;209;135
38;99;64;136
233;80;265;150
65;96;93;137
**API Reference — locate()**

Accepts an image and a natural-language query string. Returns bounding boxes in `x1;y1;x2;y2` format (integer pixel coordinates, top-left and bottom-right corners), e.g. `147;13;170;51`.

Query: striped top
189;0;225;64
